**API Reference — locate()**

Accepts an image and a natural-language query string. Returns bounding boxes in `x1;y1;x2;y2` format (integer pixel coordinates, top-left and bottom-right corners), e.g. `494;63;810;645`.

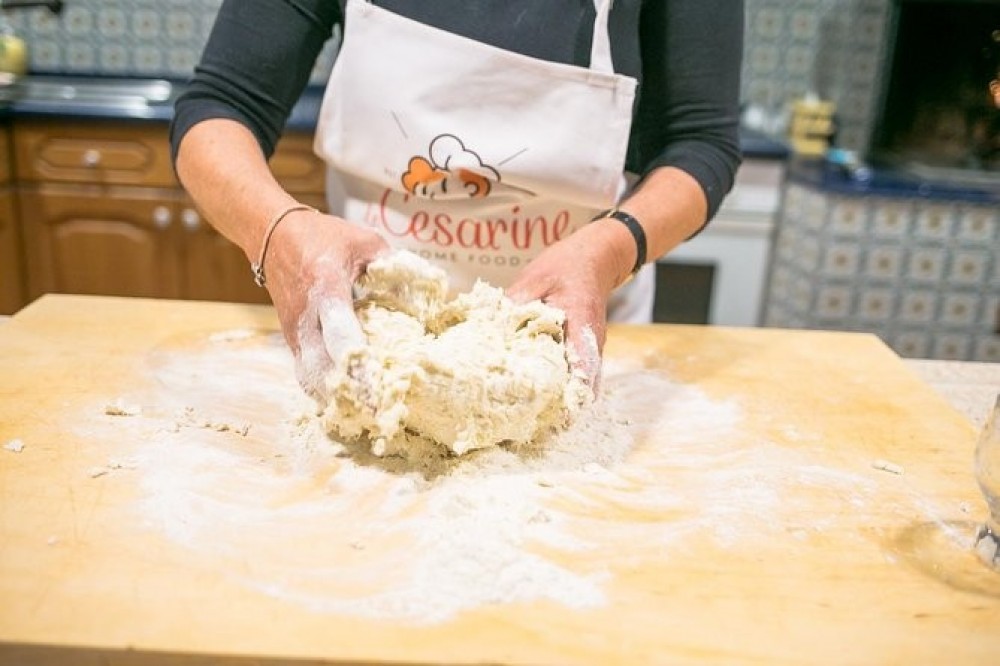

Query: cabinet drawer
13;119;176;187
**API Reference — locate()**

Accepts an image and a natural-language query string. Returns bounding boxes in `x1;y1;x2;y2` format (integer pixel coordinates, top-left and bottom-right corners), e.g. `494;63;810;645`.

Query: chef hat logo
402;134;500;199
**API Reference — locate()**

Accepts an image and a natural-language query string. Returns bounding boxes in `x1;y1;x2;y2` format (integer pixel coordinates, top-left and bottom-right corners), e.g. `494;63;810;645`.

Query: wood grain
0;295;996;666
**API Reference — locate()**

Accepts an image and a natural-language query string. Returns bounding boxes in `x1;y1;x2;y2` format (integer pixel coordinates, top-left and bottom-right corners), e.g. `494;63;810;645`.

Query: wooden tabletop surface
1;295;998;665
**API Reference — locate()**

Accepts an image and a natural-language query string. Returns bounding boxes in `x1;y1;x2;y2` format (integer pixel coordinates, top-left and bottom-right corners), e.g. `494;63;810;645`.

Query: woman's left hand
506;218;636;391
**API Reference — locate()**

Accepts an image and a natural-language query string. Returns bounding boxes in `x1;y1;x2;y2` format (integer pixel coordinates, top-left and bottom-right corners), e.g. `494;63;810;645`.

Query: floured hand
260;208;388;397
506;220;634;391
319;251;592;457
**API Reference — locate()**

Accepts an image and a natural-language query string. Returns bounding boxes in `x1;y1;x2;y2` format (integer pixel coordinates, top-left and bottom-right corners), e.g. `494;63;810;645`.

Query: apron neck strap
590;0;615;74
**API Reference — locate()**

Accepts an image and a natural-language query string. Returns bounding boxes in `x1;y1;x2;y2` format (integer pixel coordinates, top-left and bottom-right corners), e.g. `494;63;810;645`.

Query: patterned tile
133;10;160;40
905;247;946;284
857;288;896;322
870;200;913;238
821;242;861;278
939;293;980;328
932;334;973;361
829;199;867;237
892;330;931;358
975;337;1000;363
956;206;998;245
864;245;903;282
815;285;853;318
898;291;937;324
9;0;334;80
914;203;957;242
765;188;997;361
947;250;990;287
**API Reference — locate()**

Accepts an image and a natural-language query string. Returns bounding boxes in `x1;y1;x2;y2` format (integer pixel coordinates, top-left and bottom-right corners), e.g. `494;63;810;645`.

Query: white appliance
655;158;786;327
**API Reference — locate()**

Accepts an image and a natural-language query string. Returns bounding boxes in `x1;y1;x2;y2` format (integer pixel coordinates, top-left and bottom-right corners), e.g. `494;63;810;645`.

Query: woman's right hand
260;208;389;397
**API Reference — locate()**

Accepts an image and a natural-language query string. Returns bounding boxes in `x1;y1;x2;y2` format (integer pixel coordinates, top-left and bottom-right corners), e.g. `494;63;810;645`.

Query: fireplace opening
869;0;1000;185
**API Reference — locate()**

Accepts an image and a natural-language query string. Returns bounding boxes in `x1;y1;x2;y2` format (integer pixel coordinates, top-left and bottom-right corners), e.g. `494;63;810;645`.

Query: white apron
314;0;655;322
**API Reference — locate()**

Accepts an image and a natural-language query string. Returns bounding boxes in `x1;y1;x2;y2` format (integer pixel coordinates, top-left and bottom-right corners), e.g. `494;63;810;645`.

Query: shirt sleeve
626;0;744;224
168;0;341;163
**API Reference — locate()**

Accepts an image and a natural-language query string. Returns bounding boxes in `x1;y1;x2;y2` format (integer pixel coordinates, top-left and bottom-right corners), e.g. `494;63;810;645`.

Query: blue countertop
788;156;1000;205
0;75;790;160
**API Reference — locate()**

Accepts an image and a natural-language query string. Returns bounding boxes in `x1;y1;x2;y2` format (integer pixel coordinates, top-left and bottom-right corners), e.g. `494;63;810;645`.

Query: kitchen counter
0;74;323;130
787;155;1000;205
0;74;788;158
907;360;998;430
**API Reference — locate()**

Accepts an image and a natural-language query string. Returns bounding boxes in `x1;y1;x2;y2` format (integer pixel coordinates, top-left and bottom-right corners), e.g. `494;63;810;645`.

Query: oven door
653;157;785;327
654;214;777;326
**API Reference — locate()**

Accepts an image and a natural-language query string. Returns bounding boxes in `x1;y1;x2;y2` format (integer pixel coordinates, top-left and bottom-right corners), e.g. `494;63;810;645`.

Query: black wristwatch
592;208;647;287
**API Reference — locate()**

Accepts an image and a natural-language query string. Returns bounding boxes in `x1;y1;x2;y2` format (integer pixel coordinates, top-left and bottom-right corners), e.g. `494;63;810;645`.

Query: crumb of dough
104;398;141;417
176;406;251;436
3;439;24;453
86;458;137;479
871;459;904;475
320;250;592;458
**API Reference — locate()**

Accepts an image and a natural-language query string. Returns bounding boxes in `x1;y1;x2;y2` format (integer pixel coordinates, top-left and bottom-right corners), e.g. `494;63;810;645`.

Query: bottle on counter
0;16;27;76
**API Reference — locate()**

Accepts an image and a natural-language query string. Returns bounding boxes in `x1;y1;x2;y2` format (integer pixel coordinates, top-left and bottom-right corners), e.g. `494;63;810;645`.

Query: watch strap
593;208;647;278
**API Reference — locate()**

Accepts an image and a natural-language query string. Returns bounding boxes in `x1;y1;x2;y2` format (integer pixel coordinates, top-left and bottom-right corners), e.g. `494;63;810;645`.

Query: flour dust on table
64;320;962;624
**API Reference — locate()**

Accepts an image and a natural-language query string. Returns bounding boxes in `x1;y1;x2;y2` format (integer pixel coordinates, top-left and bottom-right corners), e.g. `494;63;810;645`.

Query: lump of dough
320;250;592;457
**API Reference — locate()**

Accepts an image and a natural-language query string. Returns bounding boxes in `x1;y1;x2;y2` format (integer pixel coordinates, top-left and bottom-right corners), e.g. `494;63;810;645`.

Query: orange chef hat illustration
402;134;500;199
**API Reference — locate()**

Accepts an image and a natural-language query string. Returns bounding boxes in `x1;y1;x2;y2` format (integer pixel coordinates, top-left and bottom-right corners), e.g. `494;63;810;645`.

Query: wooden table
1;295;998;665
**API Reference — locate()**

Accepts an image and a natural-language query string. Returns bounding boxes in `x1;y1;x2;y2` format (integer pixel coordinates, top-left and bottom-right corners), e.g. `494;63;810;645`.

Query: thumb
318;297;366;359
294;297;364;400
565;320;603;394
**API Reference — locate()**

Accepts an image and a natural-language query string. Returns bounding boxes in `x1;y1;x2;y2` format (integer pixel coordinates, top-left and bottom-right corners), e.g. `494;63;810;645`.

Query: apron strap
590;0;615;74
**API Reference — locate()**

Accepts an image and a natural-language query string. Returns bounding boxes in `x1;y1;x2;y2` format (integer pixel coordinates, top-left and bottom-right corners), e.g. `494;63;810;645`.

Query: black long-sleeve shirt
170;0;743;220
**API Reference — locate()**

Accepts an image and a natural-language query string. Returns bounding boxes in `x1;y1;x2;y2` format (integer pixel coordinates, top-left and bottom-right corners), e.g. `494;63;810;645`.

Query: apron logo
401;134;500;200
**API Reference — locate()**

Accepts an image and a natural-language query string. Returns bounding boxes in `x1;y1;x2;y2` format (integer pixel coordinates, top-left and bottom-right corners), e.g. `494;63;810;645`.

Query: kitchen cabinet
10;118;327;307
18;185;184;299
0;125;25;315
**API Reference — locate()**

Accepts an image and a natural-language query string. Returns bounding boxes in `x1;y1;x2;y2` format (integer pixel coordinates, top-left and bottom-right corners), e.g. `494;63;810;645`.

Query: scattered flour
208;328;258;343
71;328;930;625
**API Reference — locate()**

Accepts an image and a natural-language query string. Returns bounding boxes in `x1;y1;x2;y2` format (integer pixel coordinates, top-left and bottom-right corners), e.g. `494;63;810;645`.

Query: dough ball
320;250;592;457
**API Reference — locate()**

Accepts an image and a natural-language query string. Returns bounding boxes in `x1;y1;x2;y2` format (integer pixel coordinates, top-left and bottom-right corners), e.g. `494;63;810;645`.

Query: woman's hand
262;209;389;396
506;218;636;390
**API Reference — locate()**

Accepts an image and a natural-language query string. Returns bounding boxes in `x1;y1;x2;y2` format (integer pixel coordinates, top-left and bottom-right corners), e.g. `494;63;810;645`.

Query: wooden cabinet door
270;132;327;201
179;205;272;305
0;125;11;184
179;194;327;305
19;185;184;301
0;188;25;314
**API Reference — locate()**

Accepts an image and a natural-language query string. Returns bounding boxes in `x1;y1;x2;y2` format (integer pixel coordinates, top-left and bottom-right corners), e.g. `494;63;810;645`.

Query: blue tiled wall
4;0;888;151
766;185;999;362
2;0;338;88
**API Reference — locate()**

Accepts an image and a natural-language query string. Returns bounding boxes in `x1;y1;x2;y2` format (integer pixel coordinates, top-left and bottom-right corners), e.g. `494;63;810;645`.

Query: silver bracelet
251;204;315;287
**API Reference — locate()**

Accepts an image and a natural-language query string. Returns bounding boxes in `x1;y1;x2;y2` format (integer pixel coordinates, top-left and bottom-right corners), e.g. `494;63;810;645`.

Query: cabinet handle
181;208;200;231
152;206;172;229
81;149;101;168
